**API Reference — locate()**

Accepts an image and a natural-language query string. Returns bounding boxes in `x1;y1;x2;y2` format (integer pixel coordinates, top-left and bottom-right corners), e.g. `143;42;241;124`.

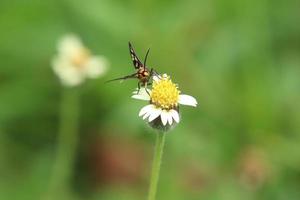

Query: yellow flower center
71;47;90;68
150;76;180;110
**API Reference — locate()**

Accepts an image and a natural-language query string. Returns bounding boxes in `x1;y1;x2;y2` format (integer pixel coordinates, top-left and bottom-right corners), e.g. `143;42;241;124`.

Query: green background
0;0;300;199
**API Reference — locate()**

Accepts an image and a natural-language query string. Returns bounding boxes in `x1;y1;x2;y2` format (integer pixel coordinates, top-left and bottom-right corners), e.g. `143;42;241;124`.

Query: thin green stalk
147;132;166;200
47;88;80;198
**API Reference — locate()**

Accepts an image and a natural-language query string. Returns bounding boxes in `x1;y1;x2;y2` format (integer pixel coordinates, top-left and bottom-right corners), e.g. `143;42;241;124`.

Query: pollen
150;76;180;110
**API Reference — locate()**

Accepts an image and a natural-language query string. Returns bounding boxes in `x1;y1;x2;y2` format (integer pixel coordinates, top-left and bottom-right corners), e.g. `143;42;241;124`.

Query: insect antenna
143;48;150;70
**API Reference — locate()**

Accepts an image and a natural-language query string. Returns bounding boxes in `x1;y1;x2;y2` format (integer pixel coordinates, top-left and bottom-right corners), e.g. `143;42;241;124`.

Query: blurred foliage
0;0;300;199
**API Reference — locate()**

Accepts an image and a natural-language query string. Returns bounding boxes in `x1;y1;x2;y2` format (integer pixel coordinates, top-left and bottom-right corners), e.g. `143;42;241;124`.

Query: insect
106;42;158;94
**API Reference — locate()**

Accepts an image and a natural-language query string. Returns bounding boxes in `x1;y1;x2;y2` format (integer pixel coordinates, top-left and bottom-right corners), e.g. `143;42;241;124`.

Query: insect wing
129;42;143;69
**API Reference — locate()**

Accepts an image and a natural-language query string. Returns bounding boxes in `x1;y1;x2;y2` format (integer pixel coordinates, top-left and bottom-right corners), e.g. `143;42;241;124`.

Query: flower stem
47;88;80;198
147;132;166;200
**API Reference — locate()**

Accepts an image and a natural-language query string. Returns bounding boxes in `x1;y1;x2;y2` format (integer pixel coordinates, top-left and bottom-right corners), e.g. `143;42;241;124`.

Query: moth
107;42;158;94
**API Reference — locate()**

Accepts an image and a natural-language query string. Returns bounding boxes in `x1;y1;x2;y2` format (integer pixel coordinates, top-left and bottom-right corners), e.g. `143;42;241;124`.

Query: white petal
170;109;180;123
160;110;169;126
167;112;173;125
132;89;139;94
153;75;161;82
148;107;162;122
131;94;150;101
131;88;151;101
85;56;109;78
162;74;168;79
137;87;151;95
143;111;151;120
178;94;197;107
139;105;153;117
57;34;84;58
52;57;84;87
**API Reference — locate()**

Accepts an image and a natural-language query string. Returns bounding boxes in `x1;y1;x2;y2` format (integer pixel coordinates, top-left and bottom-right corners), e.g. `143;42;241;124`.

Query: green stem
47;88;80;198
147;132;166;200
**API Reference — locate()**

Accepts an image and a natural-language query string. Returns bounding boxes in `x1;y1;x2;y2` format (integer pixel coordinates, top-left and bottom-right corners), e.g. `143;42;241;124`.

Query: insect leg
149;68;161;81
137;81;141;94
152;69;160;77
149;68;154;76
145;83;151;96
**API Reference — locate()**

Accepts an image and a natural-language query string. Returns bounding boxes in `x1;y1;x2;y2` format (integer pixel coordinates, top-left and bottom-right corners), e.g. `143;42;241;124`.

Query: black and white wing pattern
129;42;144;69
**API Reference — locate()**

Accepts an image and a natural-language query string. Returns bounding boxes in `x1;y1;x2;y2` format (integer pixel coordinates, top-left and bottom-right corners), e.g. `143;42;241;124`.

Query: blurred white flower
132;74;197;132
52;34;109;87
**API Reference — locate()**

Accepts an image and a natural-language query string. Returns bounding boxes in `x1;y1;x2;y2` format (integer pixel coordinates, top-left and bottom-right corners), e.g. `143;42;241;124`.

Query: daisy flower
52;34;109;87
132;74;197;132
